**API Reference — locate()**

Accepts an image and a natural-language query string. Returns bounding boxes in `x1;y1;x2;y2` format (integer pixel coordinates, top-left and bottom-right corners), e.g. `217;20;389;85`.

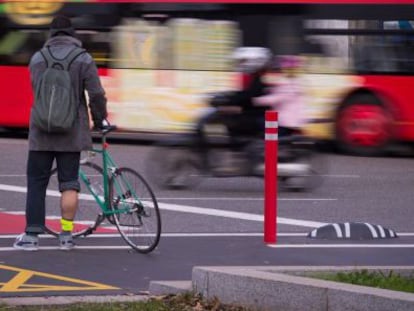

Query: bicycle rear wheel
109;167;161;253
45;162;104;237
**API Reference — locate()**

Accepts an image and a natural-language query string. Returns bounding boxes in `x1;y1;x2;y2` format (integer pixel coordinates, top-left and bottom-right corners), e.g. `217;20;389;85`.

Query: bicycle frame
44;126;161;252
79;133;144;217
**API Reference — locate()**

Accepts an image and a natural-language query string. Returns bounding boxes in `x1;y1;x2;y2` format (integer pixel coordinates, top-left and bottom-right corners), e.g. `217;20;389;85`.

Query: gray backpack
32;46;85;133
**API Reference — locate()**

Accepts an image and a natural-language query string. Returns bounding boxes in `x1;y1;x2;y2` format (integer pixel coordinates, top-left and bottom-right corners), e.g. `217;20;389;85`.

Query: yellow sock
61;218;74;232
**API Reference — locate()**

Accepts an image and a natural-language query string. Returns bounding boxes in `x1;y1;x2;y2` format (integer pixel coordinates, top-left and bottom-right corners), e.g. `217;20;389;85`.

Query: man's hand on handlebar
93;118;109;130
93;119;116;132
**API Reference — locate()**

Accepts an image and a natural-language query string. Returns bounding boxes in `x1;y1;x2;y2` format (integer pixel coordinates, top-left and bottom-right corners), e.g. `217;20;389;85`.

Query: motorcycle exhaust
278;163;311;176
254;163;311;176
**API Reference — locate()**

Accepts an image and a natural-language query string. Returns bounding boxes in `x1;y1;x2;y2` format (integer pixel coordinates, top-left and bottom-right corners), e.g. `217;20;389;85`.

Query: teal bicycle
45;126;161;253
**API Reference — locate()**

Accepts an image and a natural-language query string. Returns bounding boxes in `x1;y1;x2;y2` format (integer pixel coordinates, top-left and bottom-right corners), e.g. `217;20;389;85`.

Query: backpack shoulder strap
61;47;86;71
39;47;54;69
40;46;86;71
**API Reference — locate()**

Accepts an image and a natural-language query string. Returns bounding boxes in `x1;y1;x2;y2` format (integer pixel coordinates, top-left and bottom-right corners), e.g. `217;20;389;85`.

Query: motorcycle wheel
146;146;203;190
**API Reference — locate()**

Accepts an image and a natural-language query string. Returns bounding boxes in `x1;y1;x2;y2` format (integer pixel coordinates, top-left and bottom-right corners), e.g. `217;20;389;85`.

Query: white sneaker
59;232;75;250
13;233;39;251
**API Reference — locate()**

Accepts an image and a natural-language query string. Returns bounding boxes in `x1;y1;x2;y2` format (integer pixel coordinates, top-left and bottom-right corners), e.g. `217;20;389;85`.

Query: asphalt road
0;135;413;297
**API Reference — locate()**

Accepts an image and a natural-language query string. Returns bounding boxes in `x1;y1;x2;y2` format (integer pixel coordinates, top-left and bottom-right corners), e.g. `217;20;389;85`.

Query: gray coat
28;35;107;151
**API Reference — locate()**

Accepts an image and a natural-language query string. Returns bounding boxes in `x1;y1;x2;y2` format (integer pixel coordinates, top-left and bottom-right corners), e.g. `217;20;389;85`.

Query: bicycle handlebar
101;125;117;135
92;125;118;135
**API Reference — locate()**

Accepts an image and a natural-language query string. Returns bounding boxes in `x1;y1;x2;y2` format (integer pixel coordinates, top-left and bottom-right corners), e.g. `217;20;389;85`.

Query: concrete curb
149;280;192;296
1;294;149;306
149;266;414;311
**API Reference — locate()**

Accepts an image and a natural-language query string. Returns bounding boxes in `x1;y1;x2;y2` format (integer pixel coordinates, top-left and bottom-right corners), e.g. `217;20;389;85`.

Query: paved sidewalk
150;265;414;311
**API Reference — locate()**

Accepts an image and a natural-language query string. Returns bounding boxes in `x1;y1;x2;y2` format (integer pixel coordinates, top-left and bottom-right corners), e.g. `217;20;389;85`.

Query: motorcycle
145;93;325;191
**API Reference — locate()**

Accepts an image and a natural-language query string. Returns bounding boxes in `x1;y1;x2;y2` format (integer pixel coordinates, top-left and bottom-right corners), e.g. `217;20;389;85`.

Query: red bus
1;0;414;156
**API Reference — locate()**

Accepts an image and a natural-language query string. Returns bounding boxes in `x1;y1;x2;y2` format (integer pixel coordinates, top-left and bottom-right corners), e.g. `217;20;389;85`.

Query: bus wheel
336;96;392;156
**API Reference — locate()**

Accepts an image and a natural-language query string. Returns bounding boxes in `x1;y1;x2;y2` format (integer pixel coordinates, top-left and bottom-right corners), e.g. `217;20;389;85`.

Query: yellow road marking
0;264;119;292
1;270;33;291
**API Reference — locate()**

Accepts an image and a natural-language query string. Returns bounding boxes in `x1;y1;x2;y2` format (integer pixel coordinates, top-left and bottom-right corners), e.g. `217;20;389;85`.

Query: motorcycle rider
147;52;321;190
253;54;307;138
195;47;273;169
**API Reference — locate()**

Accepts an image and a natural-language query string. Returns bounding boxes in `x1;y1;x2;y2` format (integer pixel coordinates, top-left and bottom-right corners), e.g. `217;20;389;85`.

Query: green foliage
315;269;414;293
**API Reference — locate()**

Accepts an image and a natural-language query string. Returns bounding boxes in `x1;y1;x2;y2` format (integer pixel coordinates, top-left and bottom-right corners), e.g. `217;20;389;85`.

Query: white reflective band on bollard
265;121;278;128
265;133;278;141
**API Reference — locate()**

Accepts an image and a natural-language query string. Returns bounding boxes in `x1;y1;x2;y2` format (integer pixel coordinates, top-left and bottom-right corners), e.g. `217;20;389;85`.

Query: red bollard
264;111;278;244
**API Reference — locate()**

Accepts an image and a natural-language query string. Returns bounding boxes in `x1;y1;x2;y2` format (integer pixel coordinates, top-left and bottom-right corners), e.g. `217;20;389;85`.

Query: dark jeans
25;151;81;234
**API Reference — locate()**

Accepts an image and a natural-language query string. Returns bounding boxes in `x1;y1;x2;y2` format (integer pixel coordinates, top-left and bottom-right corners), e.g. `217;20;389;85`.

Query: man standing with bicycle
14;15;108;251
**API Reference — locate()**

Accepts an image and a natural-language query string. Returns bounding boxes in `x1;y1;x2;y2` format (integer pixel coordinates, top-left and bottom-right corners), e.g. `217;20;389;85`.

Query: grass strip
311;269;414;293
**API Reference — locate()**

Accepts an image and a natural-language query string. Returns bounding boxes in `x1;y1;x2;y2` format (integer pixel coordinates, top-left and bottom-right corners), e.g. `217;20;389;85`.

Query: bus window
353;43;397;73
305;19;414;74
353;35;414;74
76;30;111;68
392;39;414;73
112;17;240;71
0;30;47;65
0;28;111;67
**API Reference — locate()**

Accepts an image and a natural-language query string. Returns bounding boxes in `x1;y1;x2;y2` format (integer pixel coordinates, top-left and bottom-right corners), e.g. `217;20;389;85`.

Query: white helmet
231;47;272;73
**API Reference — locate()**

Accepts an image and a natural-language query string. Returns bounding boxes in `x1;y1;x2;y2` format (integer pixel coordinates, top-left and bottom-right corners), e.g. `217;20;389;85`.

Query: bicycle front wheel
45;162;104;237
109;167;161;253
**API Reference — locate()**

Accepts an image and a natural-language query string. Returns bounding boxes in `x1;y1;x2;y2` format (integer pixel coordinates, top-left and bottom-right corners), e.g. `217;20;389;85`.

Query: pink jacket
254;76;307;129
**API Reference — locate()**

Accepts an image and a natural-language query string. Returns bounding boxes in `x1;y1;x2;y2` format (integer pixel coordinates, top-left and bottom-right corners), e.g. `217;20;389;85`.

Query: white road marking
2;232;413;238
1;244;414;252
156;198;337;201
0;184;29;193
320;174;360;178
0;174;359;178
344;222;351;238
0;184;335;201
0;183;327;228
0;246;132;251
365;222;379;238
0;232;414;239
0;183;336;201
157;201;327;228
377;225;386;238
332;223;343;238
0;232;307;239
267;244;414;248
1;211;24;215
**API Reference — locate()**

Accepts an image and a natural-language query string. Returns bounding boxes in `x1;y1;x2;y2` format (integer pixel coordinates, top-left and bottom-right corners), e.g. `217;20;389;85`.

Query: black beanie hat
50;16;75;37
